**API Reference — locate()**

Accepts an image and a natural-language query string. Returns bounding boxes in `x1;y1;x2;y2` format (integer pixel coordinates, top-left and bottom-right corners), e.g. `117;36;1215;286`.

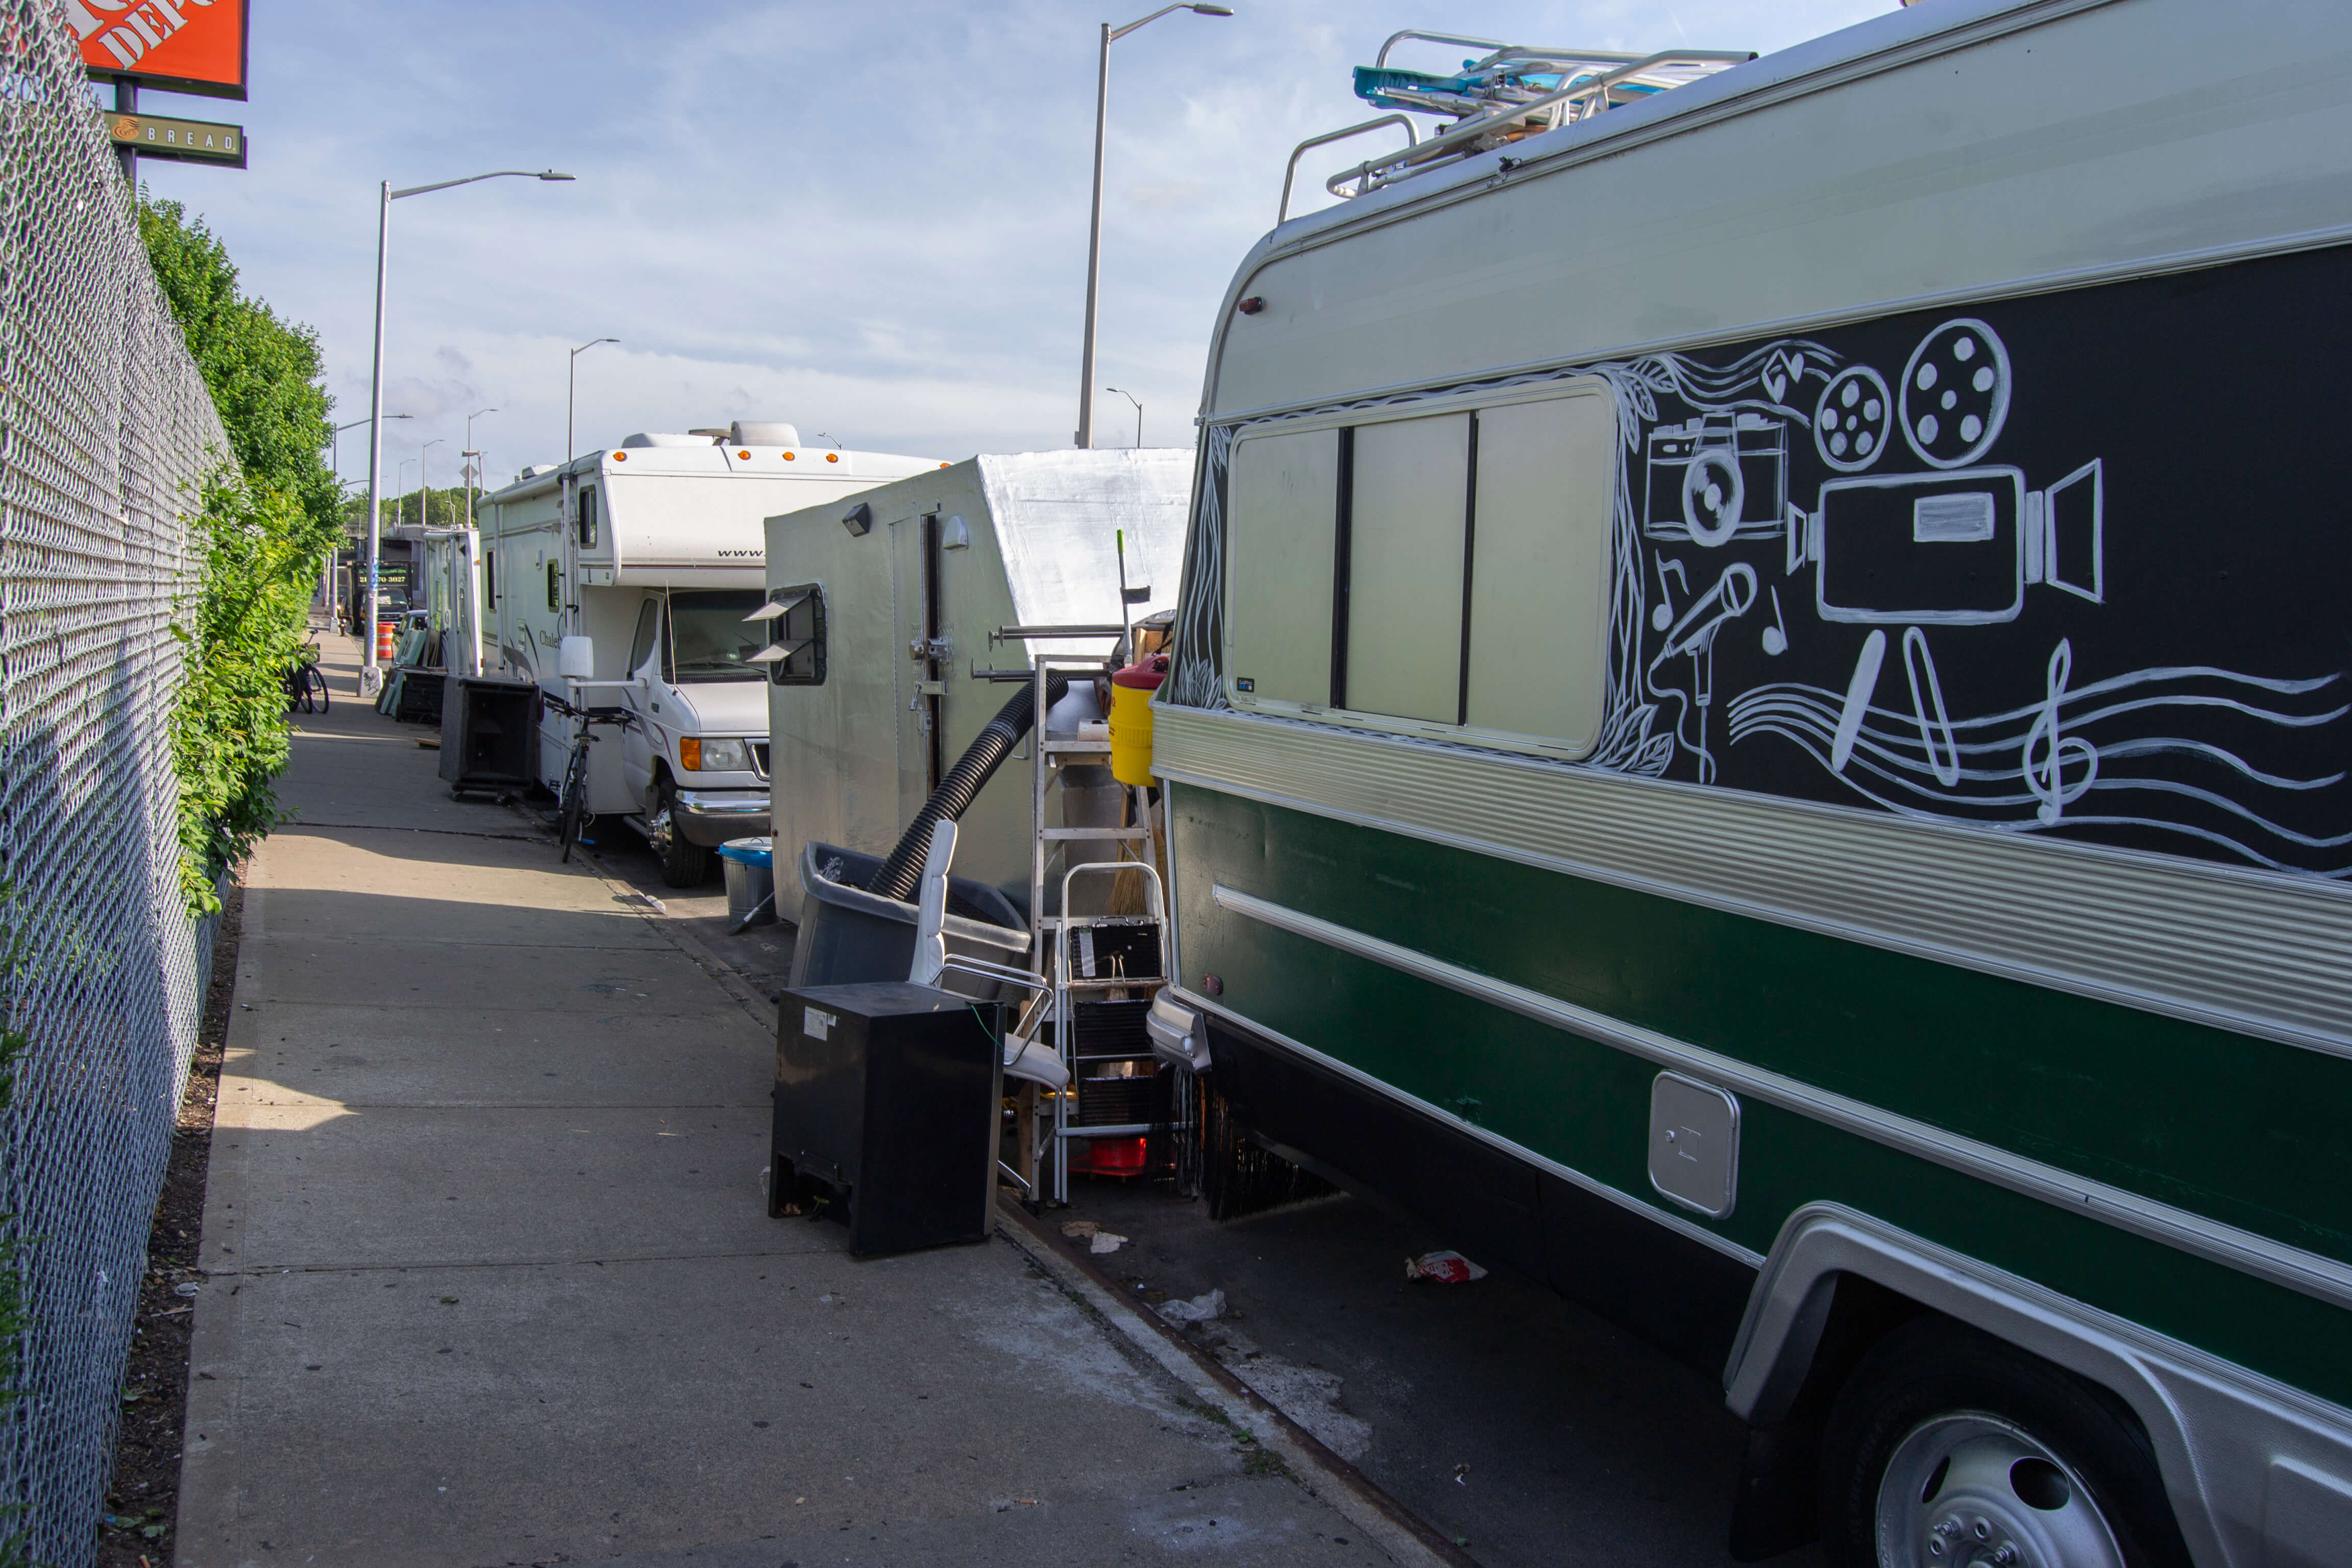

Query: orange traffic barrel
375;620;398;661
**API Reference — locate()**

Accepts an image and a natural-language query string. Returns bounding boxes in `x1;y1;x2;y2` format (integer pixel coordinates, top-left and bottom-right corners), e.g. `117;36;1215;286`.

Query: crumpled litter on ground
1405;1250;1487;1284
1156;1288;1226;1324
1060;1219;1128;1255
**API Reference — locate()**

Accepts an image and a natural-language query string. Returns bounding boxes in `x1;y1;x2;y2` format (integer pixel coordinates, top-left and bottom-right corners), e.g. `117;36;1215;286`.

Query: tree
138;198;341;912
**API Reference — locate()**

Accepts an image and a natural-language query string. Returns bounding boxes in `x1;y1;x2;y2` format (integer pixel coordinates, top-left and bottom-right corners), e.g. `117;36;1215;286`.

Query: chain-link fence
0;6;230;1561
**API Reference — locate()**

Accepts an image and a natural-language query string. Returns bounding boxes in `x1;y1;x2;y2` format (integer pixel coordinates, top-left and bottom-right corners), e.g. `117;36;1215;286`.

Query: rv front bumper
671;789;769;847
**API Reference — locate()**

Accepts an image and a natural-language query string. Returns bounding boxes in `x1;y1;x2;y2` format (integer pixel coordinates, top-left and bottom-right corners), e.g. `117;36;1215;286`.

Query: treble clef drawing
2021;639;2099;825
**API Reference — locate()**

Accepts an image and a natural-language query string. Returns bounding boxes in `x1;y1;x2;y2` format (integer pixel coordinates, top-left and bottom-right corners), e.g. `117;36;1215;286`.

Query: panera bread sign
67;0;250;101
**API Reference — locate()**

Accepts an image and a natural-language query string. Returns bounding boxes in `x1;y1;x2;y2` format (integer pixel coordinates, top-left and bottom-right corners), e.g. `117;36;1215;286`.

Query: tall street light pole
364;168;575;696
1074;3;1233;449
1105;386;1142;447
463;407;497;531
568;339;620;471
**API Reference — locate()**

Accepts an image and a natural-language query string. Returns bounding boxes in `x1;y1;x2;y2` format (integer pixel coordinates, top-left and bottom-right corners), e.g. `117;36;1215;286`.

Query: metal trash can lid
717;836;774;868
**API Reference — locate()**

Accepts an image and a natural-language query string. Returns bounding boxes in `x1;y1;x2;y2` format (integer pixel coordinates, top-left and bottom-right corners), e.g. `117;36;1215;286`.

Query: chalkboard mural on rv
1175;251;2351;879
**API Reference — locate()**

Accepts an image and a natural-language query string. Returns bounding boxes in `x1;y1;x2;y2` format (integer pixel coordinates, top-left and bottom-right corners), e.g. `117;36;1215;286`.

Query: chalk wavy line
1728;697;2345;793
1735;717;2352;849
1744;728;2352;878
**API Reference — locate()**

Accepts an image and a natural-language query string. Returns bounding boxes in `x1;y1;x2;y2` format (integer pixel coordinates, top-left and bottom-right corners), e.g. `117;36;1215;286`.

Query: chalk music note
1651;556;1690;633
2021;638;2099;825
1761;587;1789;656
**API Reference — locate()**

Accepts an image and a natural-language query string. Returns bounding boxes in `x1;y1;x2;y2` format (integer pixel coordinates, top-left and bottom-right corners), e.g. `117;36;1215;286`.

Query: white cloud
131;0;1895;491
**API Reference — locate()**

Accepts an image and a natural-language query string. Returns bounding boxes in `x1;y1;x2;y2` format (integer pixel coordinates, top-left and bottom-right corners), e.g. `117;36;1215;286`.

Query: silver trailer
761;448;1189;898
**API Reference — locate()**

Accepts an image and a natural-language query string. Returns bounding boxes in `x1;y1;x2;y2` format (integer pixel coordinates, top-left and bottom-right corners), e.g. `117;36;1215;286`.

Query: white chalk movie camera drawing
1602;315;2346;877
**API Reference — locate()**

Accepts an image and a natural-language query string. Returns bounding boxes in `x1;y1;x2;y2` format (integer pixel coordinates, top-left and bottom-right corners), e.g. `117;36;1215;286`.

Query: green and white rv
1141;5;2352;1564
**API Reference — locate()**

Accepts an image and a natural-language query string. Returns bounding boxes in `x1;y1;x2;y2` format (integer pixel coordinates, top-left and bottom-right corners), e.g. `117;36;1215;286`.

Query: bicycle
284;643;329;714
541;690;636;863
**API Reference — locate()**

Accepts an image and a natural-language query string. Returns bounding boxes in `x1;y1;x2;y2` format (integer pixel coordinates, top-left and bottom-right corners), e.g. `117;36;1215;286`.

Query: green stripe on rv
1169;784;2352;1407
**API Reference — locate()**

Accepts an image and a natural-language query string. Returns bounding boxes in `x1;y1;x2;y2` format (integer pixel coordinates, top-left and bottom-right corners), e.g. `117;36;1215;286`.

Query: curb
995;1196;1480;1568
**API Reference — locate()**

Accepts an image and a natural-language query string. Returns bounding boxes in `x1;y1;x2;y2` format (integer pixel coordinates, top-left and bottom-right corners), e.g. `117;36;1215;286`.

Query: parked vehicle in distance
1146;5;2352;1565
481;421;941;884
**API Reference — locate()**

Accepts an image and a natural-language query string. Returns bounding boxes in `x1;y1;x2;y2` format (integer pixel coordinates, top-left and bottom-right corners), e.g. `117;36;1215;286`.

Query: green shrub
139;199;340;914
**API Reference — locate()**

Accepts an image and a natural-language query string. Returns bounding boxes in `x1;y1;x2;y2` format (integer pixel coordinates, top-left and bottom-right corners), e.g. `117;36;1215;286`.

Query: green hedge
139;199;342;914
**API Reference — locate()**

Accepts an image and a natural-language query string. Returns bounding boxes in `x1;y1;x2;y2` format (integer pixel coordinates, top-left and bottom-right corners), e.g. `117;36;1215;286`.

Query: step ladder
995;647;1184;1204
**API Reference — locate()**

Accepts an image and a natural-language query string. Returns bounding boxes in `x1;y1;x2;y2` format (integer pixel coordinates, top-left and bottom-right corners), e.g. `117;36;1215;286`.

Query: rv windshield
665;590;768;683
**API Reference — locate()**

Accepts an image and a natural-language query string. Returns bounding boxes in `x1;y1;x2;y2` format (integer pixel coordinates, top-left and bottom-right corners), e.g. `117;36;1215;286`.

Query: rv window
1463;391;1616;751
1345;413;1468;724
664;590;768;684
1225;381;1616;757
577;485;599;548
766;583;826;687
1225;428;1340;707
546;560;561;612
627;598;662;678
484;550;497;609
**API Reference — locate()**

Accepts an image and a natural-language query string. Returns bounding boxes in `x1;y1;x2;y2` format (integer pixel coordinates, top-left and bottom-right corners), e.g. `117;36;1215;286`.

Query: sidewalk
177;642;1391;1567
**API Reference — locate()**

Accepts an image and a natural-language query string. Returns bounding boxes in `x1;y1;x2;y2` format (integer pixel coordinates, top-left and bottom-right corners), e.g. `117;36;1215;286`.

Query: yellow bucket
1108;657;1166;787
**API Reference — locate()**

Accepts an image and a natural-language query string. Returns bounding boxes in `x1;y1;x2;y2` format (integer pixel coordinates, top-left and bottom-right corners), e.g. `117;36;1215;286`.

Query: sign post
102;110;247;169
67;1;251;101
65;1;251;183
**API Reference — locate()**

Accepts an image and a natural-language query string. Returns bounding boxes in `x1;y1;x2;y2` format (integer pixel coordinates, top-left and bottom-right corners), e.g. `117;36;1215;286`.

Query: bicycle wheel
558;741;590;862
308;661;329;713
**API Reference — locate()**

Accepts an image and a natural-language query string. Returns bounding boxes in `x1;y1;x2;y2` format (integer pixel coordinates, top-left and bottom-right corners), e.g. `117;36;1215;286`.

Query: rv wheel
653;783;713;888
1817;1317;2189;1568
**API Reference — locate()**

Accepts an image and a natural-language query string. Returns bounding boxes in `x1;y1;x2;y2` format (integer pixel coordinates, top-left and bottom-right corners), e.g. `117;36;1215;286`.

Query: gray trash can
789;842;1028;997
719;838;776;928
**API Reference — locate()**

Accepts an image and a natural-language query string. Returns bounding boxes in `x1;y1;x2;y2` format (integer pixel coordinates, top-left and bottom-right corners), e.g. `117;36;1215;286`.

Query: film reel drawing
1814;365;1893;473
1901;318;2012;469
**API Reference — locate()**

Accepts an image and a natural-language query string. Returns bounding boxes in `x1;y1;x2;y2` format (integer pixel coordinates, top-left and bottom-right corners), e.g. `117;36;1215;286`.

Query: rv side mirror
556;635;595;680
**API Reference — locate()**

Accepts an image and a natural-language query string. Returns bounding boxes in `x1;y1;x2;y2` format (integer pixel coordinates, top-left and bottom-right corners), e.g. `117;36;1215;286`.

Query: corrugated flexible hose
867;672;1070;904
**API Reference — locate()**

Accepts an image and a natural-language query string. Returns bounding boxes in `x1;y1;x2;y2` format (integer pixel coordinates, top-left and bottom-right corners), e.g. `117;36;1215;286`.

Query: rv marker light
738;449;751;459
783;451;796;460
826;452;839;462
611;451;627;461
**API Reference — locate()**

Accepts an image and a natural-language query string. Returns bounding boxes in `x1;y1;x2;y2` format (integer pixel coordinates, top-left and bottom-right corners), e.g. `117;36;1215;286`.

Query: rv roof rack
1279;30;1752;219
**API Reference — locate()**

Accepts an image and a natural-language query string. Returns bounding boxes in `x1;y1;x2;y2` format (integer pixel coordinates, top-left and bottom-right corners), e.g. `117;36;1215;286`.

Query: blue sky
125;0;1892;492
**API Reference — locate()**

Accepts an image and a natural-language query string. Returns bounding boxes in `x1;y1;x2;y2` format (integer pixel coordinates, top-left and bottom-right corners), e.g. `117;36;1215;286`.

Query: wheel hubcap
1876;1414;2124;1568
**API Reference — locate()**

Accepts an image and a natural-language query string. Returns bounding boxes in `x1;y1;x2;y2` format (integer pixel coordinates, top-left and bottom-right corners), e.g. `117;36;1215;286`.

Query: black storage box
394;668;446;727
770;982;1001;1257
439;677;537;793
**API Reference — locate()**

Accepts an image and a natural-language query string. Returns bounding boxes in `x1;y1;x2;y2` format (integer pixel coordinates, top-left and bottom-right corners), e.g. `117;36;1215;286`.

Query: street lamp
332;412;409;491
463;407;497;531
1105;386;1142;448
363;168;575;695
1074;3;1233;448
568;339;620;470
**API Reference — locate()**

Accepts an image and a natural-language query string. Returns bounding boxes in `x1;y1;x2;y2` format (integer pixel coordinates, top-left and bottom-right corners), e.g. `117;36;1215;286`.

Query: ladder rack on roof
1278;30;1753;220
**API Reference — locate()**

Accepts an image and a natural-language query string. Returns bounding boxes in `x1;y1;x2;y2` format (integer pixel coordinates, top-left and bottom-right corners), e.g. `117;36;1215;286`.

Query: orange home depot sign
67;0;249;101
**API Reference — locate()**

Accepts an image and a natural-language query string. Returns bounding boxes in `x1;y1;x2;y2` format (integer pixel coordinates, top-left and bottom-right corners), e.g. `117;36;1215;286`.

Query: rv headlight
679;737;751;773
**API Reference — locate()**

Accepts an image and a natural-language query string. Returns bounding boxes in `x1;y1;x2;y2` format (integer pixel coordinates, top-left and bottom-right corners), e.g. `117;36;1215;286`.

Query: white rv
483;421;941;884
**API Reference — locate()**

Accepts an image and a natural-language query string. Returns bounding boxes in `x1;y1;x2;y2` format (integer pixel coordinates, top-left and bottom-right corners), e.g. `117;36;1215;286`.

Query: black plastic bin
394;668;446;727
788;842;1029;997
439;677;538;794
770;982;1001;1256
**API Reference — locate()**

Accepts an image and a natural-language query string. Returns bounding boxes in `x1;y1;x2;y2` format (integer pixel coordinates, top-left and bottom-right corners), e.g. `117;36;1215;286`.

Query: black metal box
439;677;537;793
769;982;1000;1257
